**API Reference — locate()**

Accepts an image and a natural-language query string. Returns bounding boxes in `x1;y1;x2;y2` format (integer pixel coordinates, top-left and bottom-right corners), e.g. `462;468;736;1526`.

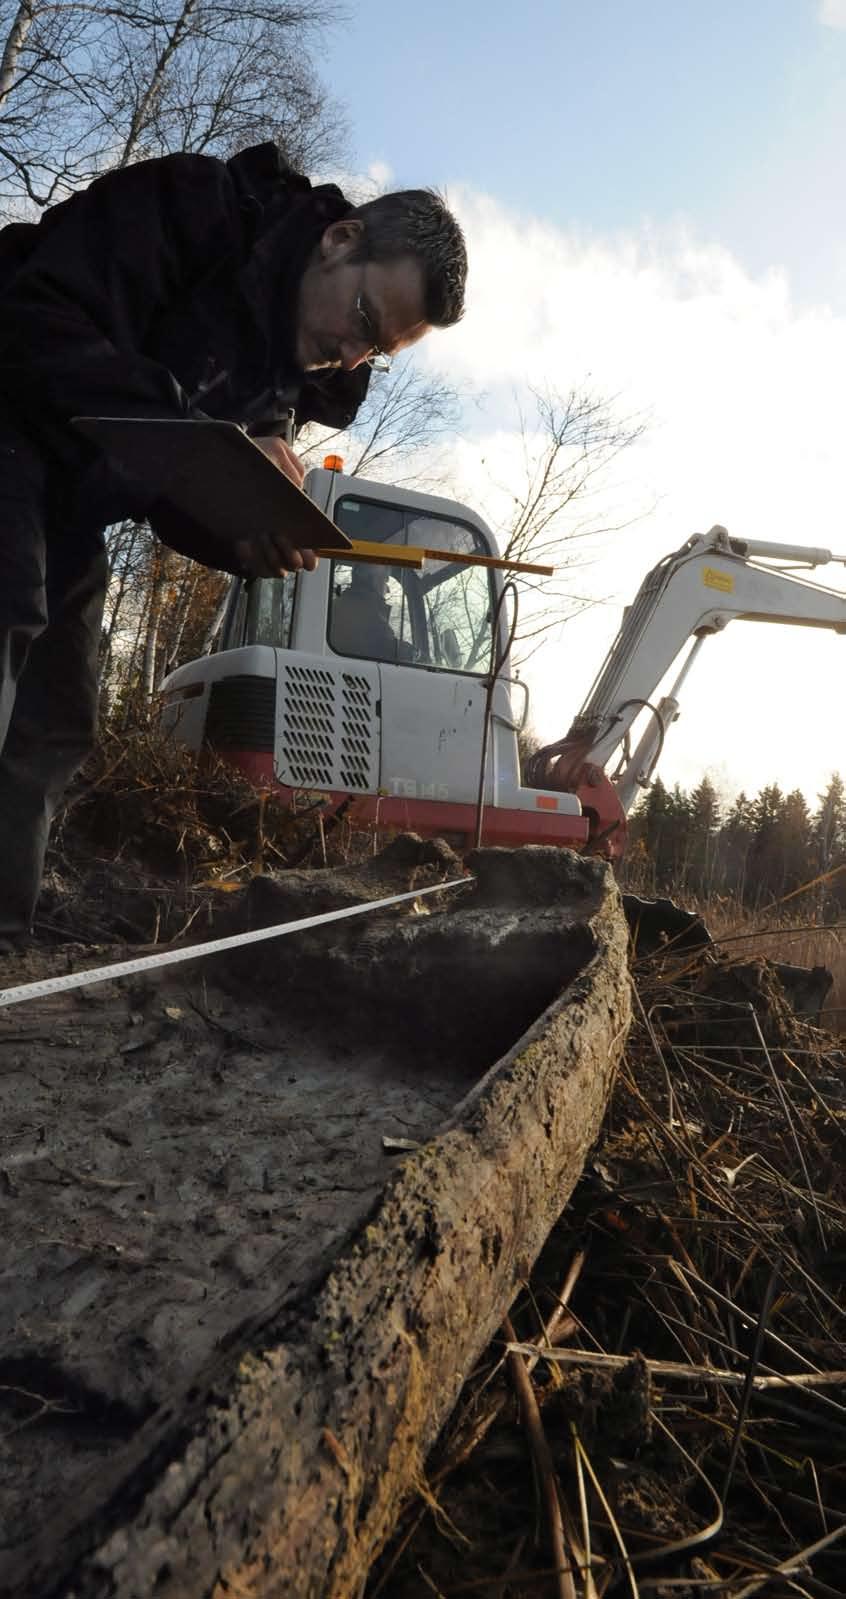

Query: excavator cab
212;488;496;675
159;466;588;851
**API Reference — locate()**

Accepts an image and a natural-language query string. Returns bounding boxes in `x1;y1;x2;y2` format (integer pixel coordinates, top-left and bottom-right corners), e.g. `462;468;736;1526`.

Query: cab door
376;554;496;805
325;503;506;806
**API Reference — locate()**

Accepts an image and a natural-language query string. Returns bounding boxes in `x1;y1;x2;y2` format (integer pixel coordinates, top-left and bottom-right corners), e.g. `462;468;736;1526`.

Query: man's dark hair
348;189;467;328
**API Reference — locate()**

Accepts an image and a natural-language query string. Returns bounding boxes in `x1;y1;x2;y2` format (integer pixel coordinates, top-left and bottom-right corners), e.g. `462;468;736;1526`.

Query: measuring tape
0;878;469;1010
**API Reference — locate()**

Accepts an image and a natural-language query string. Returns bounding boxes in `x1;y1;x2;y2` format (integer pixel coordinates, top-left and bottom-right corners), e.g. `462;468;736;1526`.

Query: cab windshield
328;497;495;674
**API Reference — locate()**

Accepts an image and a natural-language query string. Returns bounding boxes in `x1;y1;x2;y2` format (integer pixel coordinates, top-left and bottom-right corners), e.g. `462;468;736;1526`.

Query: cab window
222;574;296;649
328;499;494;674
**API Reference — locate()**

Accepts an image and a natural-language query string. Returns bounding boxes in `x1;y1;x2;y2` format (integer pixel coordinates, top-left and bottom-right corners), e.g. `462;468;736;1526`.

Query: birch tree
0;0;345;213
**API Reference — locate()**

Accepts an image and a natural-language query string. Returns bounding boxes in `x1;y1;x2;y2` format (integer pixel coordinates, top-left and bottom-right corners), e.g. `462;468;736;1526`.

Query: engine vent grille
277;659;379;791
339;672;375;788
205;675;275;751
279;663;336;787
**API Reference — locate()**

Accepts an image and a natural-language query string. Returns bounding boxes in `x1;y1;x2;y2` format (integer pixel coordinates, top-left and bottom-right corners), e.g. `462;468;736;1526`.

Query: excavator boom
528;525;846;828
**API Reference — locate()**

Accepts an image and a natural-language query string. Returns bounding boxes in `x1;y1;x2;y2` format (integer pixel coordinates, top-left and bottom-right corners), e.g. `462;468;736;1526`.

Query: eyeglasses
355;294;392;373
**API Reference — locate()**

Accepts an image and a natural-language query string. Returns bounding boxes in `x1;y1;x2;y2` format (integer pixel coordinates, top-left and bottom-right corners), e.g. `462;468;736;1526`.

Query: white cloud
819;0;846;28
414;188;846;802
313;158;395;203
366;159;394;192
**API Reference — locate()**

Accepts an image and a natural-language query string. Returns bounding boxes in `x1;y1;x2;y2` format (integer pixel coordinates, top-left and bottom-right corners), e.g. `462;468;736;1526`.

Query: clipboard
73;416;352;552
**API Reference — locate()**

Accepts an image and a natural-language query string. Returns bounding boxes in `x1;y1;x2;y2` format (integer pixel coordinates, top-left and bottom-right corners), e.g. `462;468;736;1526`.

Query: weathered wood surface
0;843;631;1599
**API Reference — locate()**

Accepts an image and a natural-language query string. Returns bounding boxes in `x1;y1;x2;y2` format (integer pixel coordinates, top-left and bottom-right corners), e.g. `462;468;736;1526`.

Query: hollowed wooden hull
0;843;631;1599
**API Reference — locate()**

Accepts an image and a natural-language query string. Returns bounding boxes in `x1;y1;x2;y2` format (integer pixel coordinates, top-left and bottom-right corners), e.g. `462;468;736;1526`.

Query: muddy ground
0;844;476;1530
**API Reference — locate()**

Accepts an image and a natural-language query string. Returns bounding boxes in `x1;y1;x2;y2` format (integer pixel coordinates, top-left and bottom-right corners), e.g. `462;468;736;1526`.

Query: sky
320;1;846;807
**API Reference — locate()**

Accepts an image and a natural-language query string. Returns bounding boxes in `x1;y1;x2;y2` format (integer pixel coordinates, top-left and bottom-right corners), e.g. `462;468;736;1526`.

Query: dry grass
368;945;846;1598
40;724;362;944
691;894;846;1035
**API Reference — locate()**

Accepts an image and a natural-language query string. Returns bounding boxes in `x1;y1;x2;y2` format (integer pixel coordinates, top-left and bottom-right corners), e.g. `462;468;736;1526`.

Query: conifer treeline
624;773;846;913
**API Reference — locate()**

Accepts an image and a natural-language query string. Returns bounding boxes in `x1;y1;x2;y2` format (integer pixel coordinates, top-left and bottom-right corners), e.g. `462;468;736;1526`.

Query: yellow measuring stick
314;538;554;577
314;538;424;569
421;546;554;577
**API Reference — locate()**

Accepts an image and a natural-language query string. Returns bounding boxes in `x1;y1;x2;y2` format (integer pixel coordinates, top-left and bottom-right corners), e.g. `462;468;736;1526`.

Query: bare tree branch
115;0;200;167
301;355;467;492
470;385;648;660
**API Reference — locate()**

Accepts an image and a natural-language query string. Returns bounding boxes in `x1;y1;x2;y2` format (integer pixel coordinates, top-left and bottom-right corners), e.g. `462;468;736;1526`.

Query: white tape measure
0;878;469;1010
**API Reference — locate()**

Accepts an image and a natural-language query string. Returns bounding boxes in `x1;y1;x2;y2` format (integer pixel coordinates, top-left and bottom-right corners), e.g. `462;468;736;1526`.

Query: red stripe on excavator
214;751;591;848
349;795;590;847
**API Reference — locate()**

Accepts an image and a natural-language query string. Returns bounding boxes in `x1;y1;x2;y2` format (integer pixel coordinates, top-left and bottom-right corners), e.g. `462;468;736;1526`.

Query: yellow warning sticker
702;566;734;593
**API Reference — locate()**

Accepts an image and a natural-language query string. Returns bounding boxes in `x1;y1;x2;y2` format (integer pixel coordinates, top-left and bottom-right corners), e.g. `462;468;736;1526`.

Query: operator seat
331;566;402;662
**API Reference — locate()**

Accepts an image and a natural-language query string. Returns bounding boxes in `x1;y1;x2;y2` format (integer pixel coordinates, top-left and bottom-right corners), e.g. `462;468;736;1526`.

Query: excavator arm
526;525;846;852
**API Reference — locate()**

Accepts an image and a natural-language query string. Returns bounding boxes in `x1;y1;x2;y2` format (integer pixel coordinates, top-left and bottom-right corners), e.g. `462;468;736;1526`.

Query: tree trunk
0;0;35;110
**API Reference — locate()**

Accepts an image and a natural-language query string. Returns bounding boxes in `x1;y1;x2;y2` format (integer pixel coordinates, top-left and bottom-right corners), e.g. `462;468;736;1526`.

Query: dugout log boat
0;841;631;1599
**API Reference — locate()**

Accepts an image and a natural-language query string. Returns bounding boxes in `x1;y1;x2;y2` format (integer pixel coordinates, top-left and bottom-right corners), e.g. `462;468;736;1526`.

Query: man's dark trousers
0;422;108;937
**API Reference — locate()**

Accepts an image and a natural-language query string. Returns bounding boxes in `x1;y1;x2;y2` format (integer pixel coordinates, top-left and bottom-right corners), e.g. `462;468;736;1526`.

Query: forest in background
623;769;846;915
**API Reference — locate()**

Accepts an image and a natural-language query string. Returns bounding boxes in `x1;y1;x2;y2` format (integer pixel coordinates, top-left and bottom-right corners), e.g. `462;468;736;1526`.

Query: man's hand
233;435;318;576
254;434;305;487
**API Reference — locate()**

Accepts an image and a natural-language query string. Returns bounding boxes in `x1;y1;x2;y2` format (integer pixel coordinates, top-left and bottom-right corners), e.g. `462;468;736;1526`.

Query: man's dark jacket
0;143;370;571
